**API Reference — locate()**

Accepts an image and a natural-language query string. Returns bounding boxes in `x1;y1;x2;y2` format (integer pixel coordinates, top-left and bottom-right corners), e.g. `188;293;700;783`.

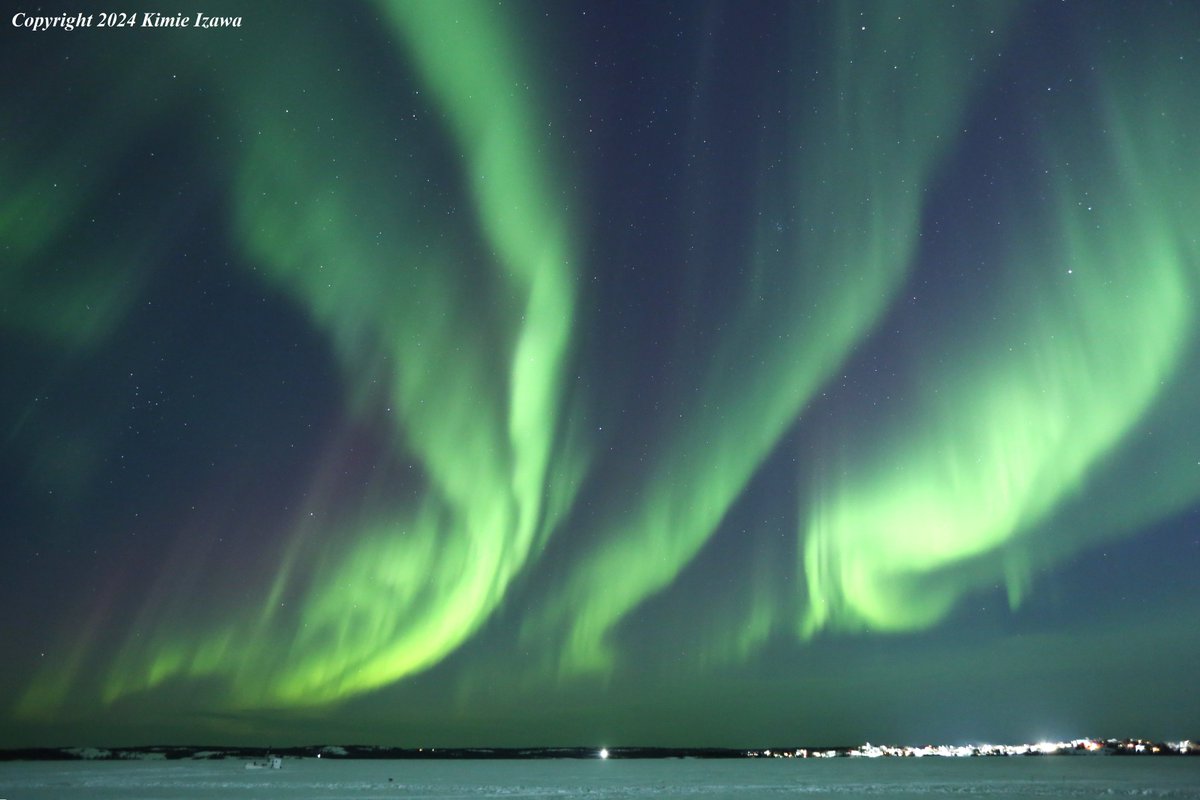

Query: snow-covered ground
1;756;1198;799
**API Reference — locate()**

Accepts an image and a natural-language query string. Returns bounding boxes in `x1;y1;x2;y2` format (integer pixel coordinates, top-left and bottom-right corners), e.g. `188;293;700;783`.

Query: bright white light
599;748;609;760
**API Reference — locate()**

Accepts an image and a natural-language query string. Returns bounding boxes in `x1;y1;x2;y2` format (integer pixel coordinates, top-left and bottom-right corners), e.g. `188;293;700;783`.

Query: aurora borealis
2;0;1198;747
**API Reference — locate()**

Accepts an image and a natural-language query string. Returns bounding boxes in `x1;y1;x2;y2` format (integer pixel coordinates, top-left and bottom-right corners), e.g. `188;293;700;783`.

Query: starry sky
2;0;1198;748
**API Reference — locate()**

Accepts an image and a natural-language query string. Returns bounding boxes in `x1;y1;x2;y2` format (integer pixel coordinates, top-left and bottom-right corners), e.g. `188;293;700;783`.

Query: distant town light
599;748;609;760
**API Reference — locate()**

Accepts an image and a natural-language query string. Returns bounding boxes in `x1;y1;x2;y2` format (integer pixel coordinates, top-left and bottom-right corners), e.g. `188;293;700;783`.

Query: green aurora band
23;1;586;712
6;1;1198;728
0;62;196;353
525;2;1016;674
803;18;1200;634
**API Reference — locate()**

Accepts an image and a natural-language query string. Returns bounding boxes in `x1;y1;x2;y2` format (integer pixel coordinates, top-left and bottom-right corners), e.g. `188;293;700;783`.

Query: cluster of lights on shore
739;739;1196;759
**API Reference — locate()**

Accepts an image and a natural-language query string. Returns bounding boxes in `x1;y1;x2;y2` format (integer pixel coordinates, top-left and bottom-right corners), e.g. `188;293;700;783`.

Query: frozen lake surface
1;756;1198;799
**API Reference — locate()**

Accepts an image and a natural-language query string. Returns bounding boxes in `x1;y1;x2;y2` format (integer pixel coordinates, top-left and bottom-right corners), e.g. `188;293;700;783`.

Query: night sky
2;0;1198;748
